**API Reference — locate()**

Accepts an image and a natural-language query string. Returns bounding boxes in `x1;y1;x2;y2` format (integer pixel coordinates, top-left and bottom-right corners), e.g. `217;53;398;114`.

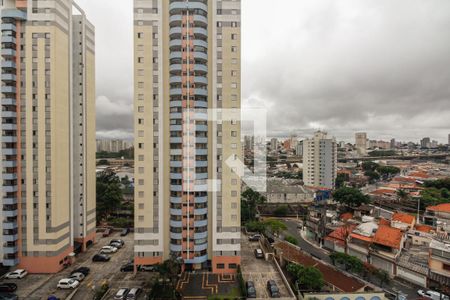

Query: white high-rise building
303;131;337;189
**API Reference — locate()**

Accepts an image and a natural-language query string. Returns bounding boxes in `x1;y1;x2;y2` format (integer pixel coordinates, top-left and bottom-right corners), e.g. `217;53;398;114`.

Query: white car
57;278;80;289
69;272;85;282
100;245;118;254
418;289;449;300
5;269;28;279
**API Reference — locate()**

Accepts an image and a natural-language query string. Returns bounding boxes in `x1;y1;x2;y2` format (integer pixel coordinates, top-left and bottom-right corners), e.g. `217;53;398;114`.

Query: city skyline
73;0;449;143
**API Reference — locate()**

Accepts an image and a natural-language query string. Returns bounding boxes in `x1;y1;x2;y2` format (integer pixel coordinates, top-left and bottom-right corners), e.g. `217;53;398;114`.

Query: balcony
194;64;208;73
2;136;17;143
169;51;182;60
194;219;208;227
3;210;18;218
194;52;208;61
170;173;183;180
170;208;182;216
185;253;208;264
2;198;17;205
194;231;208;240
170;64;182;73
3;234;18;242
1;9;27;20
170;185;183;192
194;28;208;38
169;112;182;119
194;76;208;85
194;207;208;215
2;258;19;266
1;36;16;44
1;73;17;82
195;196;208;203
169;15;182;25
194;242;208;252
170;220;182;228
2;98;16;105
2;111;17;118
3;245;18;254
194;101;208;108
169;243;182;252
194;88;208;97
1;48;16;57
1;23;16;32
1;61;16;69
1;86;16;94
193;15;207;25
169;2;207;13
2;160;17;168
169;76;182;85
2;123;17;131
170;88;183;96
193;40;208;49
170;125;182;131
169;137;182;144
170;232;182;240
170;196;182;204
2;173;17;180
3;221;18;230
169;100;182;108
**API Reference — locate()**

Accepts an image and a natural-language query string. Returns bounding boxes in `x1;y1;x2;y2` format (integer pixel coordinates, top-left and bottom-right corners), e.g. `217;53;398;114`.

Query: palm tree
397;189;409;202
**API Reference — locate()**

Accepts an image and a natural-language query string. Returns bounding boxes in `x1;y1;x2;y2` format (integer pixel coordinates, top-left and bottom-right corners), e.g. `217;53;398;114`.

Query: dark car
120;264;134;272
110;239;125;246
267;237;275;244
0;293;18;300
71;267;90;276
47;296;61;300
139;265;159;272
92;254;110;262
254;248;264;259
102;228;112;237
120;228;130;236
246;281;256;298
0;283;17;293
267;280;280;298
248;234;261;242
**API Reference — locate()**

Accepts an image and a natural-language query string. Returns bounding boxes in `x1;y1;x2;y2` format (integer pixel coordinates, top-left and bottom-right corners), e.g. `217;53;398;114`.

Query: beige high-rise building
0;0;95;273
303;131;337;189
134;0;241;273
355;132;367;156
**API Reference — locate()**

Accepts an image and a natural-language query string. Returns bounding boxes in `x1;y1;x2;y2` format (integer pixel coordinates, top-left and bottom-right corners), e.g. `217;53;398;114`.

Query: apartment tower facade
134;0;241;273
0;0;95;273
303;131;337;190
355;132;367;156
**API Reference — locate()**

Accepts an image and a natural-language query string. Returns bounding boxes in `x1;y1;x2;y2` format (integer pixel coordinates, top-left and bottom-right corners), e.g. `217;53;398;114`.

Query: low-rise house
370;225;405;275
347;222;378;262
324;224;356;253
391;212;416;231
264;178;314;204
424;203;450;237
428;239;450;289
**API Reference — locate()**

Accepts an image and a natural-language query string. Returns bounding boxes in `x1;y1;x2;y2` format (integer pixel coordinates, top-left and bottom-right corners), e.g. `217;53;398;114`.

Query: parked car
110;241;123;249
92;254;111;262
246;281;256;298
110;239;125;246
5;269;27;279
418;290;449;300
267;237;275;244
102;228;112;237
254;248;264;259
267;280;280;298
71;267;90;276
126;287;142;300
114;288;130;300
47;296;60;300
120;228;130;236
0;293;18;300
0;283;17;293
57;278;79;289
120;264;134;272
69;272;85;282
248;234;261;241
100;245;118;254
139;265;159;272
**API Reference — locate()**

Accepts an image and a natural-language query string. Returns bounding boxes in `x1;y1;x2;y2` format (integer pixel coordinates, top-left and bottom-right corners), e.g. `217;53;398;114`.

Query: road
281;219;419;299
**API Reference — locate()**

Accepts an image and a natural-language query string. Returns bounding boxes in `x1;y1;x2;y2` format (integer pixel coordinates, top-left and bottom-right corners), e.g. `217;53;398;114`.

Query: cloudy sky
76;0;450;143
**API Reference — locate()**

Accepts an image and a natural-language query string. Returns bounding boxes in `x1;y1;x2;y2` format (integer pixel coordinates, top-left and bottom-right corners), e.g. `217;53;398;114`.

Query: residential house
370;226;405;275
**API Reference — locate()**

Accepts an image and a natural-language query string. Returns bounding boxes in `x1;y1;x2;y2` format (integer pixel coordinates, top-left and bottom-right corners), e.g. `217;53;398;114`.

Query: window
217;263;225;269
229;263;237;269
137;32;144;38
138;57;144;63
231;46;237;52
231;34;237;40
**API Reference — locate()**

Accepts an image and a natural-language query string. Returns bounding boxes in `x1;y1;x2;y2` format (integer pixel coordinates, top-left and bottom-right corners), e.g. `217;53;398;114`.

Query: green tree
332;187;370;208
245;221;267;233
397;189;409;201
241;188;266;222
287;263;324;291
96;171;123;220
335;173;349;188
373;269;390;287
285;235;298;245
376;166;401;177
424;178;450;190
362;161;379;172
159;253;182;285
274;205;289;217
97;159;110;166
364;170;380;183
263;219;287;236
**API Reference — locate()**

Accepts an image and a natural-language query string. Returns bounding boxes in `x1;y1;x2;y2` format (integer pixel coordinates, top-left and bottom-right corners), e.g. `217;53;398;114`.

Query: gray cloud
77;0;450;143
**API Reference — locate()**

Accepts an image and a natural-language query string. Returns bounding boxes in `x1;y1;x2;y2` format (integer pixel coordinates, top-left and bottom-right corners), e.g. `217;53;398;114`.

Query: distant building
421;137;431;148
96;139;131;152
295;140;303;156
263;178;314;204
303;131;337;189
390;138;396;149
355;132;367;156
270;138;278;151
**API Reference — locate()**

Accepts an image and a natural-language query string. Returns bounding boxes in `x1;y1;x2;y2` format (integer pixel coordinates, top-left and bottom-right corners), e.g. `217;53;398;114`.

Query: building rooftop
391;212;415;226
373;225;403;249
273;241;366;293
415;224;434;233
427;203;450;213
430;239;450;252
353;222;379;237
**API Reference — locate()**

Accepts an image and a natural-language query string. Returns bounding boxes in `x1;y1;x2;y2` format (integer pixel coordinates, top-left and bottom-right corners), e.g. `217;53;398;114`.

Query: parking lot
1;231;145;300
241;234;291;299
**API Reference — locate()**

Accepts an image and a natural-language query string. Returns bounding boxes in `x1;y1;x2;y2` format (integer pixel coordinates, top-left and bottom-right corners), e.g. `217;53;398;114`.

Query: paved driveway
241;234;290;298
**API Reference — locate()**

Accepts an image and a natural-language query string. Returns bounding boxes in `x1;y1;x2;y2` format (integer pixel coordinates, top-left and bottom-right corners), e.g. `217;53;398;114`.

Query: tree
263;219;287;236
397;189;409;201
424;178;450;190
274;205;289;217
335;173;349;188
373;269;390;287
362;161;379;172
96;171;123;220
245;221;267;233
241;188;266;222
159;253;182;285
332;187;370;208
97;159;109;166
376;166;400;177
285;235;298;245
287;263;324;291
364;170;380;183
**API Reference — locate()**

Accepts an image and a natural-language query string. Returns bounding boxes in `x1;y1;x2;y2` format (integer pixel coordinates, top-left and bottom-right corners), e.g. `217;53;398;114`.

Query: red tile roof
370;189;396;195
273;241;365;292
415;224;433;233
379;218;391;226
373;225;403;249
391;212;415;226
328;225;356;241
349;233;373;243
409;171;429;178
427;203;450;213
340;212;353;221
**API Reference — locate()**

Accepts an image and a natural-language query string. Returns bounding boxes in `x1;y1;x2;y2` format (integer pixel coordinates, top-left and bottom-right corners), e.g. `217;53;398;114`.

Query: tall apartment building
420;137;431;148
134;0;241;273
355;132;367;156
0;0;95;273
303;131;337;189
